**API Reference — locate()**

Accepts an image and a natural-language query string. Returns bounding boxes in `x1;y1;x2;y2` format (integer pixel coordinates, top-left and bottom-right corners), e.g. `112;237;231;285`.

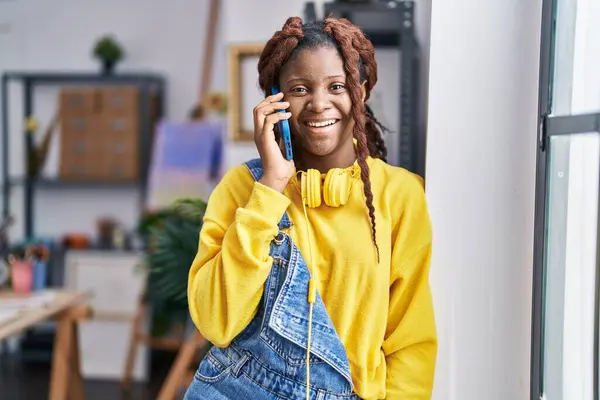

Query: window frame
530;0;600;399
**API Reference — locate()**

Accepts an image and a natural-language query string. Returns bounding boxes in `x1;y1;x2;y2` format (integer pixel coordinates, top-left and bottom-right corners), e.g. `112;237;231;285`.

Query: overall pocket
194;348;233;383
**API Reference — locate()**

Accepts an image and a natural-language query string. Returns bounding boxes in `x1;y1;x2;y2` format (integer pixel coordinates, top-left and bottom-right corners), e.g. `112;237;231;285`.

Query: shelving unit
304;0;422;176
1;71;166;239
0;72;167;363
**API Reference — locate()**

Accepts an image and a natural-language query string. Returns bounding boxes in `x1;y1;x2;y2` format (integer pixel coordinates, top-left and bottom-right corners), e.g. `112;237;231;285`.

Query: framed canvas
228;43;265;142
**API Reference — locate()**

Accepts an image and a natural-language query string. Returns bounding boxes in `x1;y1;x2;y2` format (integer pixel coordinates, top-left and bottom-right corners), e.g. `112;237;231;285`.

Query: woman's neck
296;139;357;174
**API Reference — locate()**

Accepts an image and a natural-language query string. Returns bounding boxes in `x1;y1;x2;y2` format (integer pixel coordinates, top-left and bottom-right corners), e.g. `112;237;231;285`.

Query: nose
306;89;331;113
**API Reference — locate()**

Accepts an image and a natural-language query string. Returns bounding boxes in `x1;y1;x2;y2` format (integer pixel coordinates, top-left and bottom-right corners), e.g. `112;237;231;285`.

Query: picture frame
227;43;265;142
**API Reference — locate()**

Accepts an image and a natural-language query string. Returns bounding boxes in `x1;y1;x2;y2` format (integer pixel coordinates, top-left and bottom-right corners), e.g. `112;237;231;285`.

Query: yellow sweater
188;157;437;399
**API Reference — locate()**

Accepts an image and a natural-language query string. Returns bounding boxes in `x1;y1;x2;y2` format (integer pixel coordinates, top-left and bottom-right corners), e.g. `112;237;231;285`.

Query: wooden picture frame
228;43;265;142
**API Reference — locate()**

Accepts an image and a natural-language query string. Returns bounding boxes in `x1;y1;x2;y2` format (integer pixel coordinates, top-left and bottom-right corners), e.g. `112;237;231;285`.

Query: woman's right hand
253;92;295;193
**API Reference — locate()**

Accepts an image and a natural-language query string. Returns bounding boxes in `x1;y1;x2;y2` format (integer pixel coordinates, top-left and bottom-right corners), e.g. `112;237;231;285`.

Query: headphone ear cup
302;169;322;208
324;169;351;207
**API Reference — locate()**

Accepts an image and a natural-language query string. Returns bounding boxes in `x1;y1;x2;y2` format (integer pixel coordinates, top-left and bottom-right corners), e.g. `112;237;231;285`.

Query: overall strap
244;159;292;230
244;158;354;390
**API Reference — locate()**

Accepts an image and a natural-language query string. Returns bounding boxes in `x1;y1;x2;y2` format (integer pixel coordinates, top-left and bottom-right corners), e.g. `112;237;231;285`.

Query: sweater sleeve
383;176;437;399
187;167;290;347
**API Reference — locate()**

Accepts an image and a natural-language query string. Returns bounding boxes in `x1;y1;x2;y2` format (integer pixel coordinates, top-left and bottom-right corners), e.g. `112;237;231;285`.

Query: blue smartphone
271;85;294;161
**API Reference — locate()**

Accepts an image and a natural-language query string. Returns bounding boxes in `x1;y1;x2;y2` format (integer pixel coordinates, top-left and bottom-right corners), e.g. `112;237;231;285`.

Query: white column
425;0;542;399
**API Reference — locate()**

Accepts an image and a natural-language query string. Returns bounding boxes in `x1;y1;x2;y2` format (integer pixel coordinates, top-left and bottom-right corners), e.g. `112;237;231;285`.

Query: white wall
426;0;541;399
0;0;227;240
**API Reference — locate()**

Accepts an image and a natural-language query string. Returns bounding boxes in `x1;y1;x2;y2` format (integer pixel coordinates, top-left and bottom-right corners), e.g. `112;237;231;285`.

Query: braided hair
257;17;390;260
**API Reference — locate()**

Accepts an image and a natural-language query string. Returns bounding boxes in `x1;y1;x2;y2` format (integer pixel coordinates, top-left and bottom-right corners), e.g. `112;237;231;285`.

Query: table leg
49;305;90;400
49;311;74;400
69;323;84;400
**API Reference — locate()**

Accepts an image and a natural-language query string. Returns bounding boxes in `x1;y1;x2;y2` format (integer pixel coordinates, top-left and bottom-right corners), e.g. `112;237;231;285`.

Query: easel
121;0;220;398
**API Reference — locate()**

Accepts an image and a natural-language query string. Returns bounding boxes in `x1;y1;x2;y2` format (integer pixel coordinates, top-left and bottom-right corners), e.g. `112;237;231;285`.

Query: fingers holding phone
253;92;295;193
253;92;287;134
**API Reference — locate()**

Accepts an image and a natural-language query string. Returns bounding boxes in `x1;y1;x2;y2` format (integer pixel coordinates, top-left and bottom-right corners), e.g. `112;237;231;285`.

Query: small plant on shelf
24;114;59;178
92;35;125;75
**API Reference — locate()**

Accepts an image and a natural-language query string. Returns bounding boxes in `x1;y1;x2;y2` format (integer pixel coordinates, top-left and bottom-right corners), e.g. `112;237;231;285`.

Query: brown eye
331;84;345;91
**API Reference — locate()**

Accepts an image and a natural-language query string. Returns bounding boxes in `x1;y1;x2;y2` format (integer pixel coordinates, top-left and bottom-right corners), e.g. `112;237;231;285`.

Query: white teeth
306;119;337;128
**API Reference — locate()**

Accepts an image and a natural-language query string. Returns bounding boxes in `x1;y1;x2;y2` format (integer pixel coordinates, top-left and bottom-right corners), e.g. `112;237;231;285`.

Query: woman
185;16;436;400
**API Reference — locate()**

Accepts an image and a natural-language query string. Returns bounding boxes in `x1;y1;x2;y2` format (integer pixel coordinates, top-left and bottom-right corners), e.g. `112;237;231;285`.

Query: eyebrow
286;74;346;83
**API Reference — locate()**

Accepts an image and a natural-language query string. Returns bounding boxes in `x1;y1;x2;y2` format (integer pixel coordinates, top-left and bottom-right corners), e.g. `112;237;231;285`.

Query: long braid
323;18;380;261
365;104;390;161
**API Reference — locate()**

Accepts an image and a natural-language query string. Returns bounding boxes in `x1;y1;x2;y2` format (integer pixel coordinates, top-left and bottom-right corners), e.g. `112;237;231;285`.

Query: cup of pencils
8;252;33;294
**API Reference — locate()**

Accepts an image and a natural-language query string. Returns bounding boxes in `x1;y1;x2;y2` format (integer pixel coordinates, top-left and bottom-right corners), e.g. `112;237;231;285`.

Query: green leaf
140;197;206;306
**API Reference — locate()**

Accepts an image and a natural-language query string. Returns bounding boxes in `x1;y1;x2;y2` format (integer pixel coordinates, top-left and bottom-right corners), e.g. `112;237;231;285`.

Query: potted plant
137;198;207;334
92;35;124;75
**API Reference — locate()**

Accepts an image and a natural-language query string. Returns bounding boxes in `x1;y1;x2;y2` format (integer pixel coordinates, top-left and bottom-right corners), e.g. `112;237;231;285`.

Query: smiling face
278;46;363;171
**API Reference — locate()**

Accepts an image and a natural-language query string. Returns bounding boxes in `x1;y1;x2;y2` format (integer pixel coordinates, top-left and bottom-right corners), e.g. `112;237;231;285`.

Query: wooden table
0;290;92;400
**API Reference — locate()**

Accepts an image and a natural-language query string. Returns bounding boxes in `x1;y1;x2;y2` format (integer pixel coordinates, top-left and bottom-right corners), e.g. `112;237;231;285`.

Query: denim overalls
185;159;360;400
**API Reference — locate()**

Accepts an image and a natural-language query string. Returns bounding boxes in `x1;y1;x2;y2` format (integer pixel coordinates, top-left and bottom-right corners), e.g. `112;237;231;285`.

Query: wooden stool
156;330;208;400
121;294;185;391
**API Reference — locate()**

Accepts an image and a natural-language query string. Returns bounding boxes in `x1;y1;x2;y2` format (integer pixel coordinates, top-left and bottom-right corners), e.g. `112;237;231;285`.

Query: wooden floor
0;351;179;400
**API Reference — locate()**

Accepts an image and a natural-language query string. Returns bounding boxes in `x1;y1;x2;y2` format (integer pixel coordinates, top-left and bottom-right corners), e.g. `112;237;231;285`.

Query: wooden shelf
7;177;142;189
3;71;164;86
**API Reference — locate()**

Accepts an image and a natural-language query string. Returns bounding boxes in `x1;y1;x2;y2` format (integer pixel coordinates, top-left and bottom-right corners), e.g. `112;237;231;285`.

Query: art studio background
1;0;598;399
